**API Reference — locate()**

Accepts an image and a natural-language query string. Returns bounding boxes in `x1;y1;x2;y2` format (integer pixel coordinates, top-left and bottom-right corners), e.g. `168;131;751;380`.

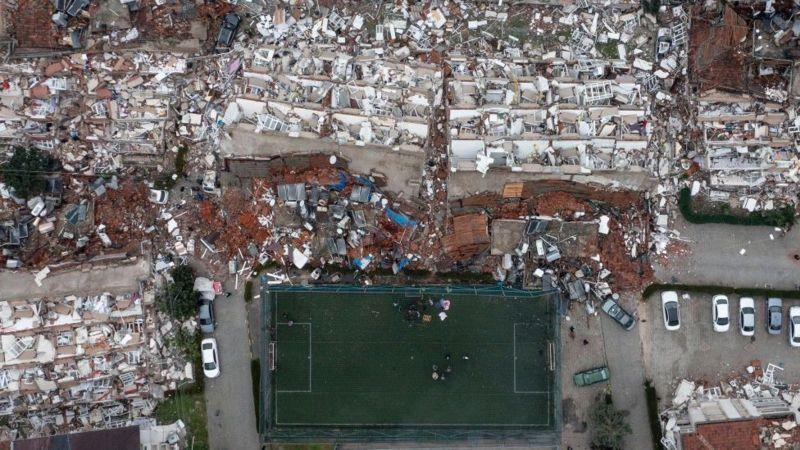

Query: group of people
397;296;452;325
431;353;470;381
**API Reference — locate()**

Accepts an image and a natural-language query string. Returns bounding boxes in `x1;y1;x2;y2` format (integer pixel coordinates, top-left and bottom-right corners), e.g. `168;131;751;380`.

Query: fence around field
258;284;563;445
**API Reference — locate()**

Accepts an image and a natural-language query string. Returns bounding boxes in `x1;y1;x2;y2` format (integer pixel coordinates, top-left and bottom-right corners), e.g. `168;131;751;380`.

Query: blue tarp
392;257;410;274
355;176;376;189
328;171;348;191
385;209;417;228
352;255;373;270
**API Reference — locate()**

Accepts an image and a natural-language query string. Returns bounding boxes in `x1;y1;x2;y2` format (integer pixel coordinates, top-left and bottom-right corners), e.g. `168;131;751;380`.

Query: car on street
739;297;755;336
712;295;730;332
601;298;635;330
216;13;241;48
790;307;800;347
198;299;215;334
661;291;680;331
766;297;783;335
201;337;220;378
573;366;610;386
148;189;169;205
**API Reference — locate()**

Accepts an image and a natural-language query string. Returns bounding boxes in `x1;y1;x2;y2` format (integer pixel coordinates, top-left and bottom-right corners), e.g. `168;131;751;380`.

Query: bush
251;359;261;432
157;265;197;320
642;283;800;300
167;327;199;363
244;280;253;303
678;188;796;228
590;394;632;450
154;147;189;191
645;380;663;450
1;147;53;199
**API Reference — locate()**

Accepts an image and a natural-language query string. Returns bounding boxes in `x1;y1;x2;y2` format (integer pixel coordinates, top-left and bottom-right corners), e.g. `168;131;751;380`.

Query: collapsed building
661;363;800;450
0;287;194;441
445;4;678;182
681;3;800;211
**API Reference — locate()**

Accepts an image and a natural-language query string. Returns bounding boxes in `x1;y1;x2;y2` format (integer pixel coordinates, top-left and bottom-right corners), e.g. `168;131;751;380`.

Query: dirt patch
534;191;590;217
599;219;653;292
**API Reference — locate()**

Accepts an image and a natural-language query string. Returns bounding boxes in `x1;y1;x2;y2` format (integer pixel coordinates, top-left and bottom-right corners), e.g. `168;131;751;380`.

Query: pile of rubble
0;286;193;440
661;361;800;449
447;2;666;178
447;180;651;301
649;1;800;255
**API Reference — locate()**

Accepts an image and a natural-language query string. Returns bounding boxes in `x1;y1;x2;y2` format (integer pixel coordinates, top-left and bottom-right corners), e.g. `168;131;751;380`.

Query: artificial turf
271;290;556;428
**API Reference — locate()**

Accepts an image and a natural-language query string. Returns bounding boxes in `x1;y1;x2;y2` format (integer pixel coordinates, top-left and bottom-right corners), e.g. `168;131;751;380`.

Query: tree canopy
1;147;52;199
590;394;632;450
157;265;197;320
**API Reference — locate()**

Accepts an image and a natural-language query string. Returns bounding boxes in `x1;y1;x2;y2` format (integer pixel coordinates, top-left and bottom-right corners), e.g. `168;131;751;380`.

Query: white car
739;297;755;336
148;189;169;205
661;291;680;331
712;295;730;332
789;307;800;347
201;338;220;378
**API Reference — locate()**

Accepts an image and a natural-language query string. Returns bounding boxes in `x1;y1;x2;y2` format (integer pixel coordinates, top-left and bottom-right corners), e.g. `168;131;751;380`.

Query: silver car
199;299;215;334
766;298;782;335
601;298;635;331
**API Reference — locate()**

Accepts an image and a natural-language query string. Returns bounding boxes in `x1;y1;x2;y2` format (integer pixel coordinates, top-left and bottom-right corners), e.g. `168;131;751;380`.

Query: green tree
167;326;200;362
1;147;52;199
157;265;197;320
590;394;632;450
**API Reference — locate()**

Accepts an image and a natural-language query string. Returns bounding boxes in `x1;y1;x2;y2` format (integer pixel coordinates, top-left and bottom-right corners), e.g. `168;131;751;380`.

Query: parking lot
645;292;800;408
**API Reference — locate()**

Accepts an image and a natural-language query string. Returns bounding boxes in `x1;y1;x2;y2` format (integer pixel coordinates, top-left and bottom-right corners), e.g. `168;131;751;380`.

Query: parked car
712;295;730;332
601;298;635;330
789;307;800;347
739;297;755;336
148;189;169;205
766;297;783;335
201;338;220;378
216;13;241;48
573;366;610;386
198;298;215;334
661;291;680;331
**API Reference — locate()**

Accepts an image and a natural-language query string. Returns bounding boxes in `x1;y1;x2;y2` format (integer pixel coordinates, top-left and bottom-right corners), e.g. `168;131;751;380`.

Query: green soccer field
268;288;557;429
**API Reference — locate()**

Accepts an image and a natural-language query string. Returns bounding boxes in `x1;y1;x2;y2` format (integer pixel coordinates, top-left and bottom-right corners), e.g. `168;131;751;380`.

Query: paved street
204;281;260;450
644;292;800;409
560;308;607;450
560;294;653;450
600;294;652;450
653;215;800;289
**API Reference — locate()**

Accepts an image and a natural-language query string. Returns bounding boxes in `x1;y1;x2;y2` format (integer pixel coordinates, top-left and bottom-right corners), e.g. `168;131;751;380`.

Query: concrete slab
0;258;150;300
221;124;425;198
491;219;526;255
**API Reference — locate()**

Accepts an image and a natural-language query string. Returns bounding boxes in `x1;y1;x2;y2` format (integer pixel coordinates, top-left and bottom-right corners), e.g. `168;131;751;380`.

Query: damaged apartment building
222;7;444;155
0;288;191;440
0;52;188;173
686;3;800;211
446;3;678;179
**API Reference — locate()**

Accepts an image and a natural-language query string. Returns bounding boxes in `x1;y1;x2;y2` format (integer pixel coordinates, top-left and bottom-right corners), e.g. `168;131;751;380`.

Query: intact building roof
681;419;763;450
